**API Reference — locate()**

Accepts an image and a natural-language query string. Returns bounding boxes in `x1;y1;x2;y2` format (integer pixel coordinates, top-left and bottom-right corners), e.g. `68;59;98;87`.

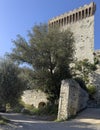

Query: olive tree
9;24;75;103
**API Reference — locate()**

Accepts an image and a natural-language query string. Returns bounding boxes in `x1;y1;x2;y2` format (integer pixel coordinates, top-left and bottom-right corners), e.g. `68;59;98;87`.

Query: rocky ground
0;108;100;130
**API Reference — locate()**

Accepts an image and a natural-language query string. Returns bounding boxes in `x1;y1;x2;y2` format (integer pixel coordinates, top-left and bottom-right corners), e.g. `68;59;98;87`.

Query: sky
0;0;100;57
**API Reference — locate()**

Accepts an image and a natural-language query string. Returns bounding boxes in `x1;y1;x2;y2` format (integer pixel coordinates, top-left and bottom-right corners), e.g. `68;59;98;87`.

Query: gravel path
0;108;100;130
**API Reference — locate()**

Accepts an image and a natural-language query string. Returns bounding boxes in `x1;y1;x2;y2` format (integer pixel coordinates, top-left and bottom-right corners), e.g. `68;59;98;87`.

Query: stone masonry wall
61;16;94;63
77;87;89;111
49;2;96;63
22;90;48;108
92;69;100;105
57;79;88;120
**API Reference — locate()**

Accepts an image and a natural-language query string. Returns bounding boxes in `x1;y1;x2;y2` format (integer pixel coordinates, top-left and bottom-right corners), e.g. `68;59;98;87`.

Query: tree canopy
0;58;26;107
9;24;75;103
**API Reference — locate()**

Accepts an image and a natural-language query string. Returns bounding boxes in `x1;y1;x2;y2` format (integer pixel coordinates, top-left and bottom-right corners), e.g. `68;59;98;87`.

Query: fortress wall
61;16;94;62
49;2;96;28
49;2;96;63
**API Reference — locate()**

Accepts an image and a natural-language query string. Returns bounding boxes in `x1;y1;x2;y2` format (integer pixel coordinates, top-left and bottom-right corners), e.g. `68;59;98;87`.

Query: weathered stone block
57;79;88;120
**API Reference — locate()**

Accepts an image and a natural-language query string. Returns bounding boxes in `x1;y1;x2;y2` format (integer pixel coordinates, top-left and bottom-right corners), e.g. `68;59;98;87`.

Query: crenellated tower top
48;2;96;27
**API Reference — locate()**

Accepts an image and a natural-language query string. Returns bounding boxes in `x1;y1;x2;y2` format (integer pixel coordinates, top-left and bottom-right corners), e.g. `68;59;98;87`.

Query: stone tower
48;2;96;63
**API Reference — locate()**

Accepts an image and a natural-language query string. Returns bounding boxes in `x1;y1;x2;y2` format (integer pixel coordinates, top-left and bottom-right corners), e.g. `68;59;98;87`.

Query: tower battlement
49;2;96;27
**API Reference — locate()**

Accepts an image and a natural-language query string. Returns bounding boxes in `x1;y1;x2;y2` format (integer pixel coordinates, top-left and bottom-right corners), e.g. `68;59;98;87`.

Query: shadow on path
0;108;100;130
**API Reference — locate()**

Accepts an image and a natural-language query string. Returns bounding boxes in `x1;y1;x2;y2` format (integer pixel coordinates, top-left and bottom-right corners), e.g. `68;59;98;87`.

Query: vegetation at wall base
21;102;58;118
72;59;97;96
87;85;96;95
0;115;10;125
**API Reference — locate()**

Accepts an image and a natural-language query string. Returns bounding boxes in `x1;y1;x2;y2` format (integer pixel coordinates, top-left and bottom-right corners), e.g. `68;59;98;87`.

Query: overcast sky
0;0;100;57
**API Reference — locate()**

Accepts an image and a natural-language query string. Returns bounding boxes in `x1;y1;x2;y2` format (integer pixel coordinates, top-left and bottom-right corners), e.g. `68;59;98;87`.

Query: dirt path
0;108;100;130
75;108;100;125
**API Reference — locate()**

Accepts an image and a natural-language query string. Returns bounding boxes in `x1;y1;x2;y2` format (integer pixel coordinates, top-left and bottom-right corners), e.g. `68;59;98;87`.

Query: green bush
21;103;58;116
87;85;96;95
6;100;25;113
38;103;58;115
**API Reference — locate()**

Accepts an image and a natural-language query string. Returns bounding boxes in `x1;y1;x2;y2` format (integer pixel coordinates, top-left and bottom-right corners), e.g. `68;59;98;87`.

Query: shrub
87;85;96;95
21;103;58;116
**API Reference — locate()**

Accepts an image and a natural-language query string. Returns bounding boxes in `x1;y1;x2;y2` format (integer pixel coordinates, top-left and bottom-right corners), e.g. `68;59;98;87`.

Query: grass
0;115;10;125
